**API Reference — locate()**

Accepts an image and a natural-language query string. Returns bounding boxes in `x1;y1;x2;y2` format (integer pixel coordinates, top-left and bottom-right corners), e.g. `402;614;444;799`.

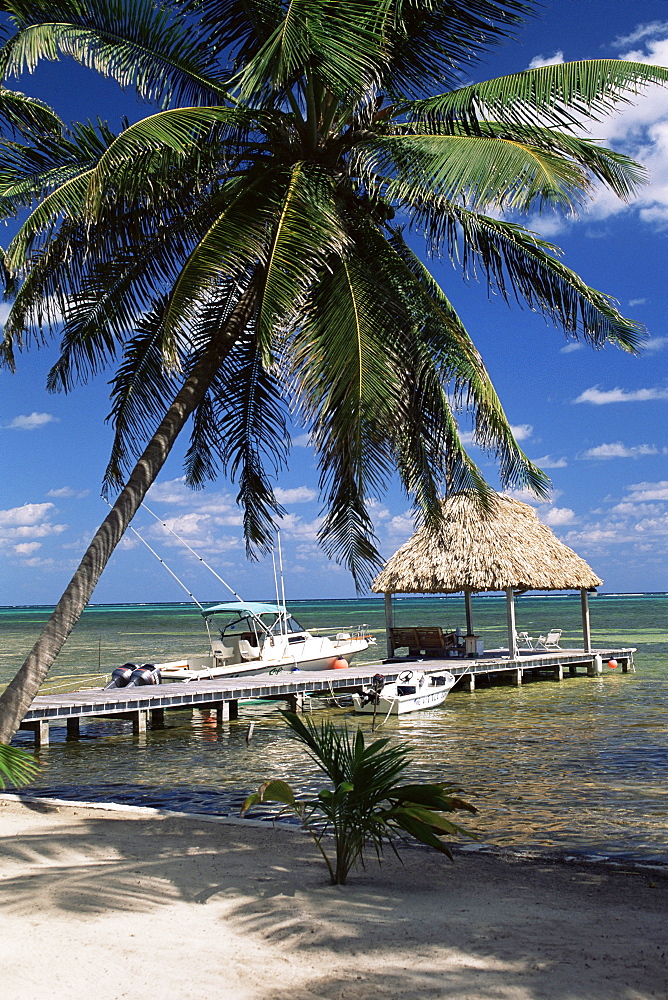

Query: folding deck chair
535;629;563;650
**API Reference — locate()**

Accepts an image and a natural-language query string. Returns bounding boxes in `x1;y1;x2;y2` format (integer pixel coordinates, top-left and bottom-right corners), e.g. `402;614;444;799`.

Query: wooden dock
18;645;635;746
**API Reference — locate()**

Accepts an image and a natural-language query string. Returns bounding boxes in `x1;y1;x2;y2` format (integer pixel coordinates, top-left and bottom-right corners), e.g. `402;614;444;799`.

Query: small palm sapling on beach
0;745;39;790
241;711;476;885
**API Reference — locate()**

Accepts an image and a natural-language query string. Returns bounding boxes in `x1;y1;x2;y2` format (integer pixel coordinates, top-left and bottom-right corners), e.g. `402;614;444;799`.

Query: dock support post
216;698;239;726
286;693;304;713
20;720;49;747
66;717;80;740
621;657;631;673
151;709;165;729
513;668;522;686
216;701;239;723
553;663;564;681
132;710;148;735
569;664;577;676
462;672;475;692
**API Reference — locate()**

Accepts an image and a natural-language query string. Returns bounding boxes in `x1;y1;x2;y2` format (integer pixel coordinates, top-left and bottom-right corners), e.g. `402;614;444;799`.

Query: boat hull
156;636;370;682
352;672;455;715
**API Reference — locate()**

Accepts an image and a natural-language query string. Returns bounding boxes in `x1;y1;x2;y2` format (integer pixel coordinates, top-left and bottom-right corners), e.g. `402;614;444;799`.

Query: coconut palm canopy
372;494;602;595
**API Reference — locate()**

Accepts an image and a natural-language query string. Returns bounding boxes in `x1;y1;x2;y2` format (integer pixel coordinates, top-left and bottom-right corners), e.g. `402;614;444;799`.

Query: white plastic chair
536;629;562;650
515;631;534;649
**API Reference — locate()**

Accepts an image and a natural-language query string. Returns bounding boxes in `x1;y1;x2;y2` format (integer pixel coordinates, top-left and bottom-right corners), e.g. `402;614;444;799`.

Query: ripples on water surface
2;593;667;863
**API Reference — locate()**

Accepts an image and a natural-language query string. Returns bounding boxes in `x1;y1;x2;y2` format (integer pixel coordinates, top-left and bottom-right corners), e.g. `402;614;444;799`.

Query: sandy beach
1;796;666;1000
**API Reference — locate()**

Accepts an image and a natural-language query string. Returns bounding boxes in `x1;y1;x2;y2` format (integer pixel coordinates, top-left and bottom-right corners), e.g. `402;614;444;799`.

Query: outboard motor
105;663;136;689
126;663;161;687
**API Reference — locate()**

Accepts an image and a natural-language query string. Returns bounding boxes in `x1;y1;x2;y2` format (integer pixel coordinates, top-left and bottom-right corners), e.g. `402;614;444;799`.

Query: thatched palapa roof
372;494;602;594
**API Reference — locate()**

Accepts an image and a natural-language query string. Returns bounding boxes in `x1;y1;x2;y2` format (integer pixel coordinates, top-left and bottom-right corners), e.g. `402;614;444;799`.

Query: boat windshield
211;609;306;638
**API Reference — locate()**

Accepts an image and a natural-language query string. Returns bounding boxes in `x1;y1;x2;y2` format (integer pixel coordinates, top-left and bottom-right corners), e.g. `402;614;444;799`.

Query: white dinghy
352;668;455;716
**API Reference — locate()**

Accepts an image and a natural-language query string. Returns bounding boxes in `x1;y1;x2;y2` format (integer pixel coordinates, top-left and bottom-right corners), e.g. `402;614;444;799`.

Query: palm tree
0;0;666;743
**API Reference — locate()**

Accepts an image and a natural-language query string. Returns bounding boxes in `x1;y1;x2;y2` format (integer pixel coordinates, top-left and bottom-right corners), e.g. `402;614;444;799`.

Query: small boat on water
106;600;373;686
352;668;455;716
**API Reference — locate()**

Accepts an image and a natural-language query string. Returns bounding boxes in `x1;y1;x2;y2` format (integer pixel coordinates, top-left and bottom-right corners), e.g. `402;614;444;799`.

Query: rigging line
139;499;243;602
137;499;272;636
100;497;205;610
277;530;288;638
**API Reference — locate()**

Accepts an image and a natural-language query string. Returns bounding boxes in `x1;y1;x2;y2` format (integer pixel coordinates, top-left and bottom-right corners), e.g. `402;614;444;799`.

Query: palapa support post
581;588;593;652
505;588;518;659
464;590;474;636
384;592;394;657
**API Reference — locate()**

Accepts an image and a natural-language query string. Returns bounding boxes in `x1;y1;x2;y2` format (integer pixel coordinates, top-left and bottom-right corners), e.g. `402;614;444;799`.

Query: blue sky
1;0;668;605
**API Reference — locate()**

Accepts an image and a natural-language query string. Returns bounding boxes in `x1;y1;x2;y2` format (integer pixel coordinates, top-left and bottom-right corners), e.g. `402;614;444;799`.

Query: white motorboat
106;601;373;686
352;668;455;716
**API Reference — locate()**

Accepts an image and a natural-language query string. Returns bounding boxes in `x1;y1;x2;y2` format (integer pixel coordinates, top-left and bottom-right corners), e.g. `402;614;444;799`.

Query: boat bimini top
201;601;307;639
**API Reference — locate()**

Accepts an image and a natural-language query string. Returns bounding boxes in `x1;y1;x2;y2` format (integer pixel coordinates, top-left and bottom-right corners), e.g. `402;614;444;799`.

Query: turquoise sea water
2;592;667;863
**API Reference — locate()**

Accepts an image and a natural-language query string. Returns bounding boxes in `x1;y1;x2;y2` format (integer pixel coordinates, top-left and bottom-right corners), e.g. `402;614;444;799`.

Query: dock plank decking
17;646;635;746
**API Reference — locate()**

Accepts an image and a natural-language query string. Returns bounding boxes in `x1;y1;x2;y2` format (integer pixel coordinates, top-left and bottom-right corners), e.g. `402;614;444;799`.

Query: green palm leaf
0;0;230;106
410;59;668;131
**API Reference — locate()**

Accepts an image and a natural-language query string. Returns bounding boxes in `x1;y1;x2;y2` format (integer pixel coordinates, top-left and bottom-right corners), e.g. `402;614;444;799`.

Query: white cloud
510;423;533;442
628;297;647;306
625;480;668;501
528;51;564;69
13;542;42;556
644;336;668;352
574;385;668;404
145;478;191;505
560;342;584;354
276;512;322;541
583;30;668;225
0;302;11;328
2;411;59;431
581;442;658;459
46;486;90;499
291;433;312;448
386;511;417;537
274;486;318;504
0;503;67;550
614;22;668;48
541;506;576;526
531;454;568;469
0;503;54;527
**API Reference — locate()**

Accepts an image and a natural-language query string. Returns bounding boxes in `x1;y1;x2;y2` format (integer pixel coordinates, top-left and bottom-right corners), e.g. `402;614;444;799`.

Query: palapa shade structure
372;493;602;657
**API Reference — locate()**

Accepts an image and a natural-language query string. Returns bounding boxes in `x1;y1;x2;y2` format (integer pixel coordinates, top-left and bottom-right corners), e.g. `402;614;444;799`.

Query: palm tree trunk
0;285;258;744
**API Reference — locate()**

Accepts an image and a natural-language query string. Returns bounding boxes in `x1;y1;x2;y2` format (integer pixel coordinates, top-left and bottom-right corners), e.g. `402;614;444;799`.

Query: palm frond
408;203;646;351
1;0;230;107
409;59;668;132
0;85;61;135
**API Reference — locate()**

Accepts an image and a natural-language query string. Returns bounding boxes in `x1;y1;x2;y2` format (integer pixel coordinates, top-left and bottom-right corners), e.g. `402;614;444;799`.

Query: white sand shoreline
1;794;666;1000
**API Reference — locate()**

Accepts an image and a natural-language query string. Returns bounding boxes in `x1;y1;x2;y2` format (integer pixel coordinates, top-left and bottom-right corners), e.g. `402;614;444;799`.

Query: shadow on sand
1;800;666;999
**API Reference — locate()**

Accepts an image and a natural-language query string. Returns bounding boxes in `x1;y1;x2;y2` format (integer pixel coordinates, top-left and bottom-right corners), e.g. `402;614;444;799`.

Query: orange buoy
329;656;348;669
608;658;618;669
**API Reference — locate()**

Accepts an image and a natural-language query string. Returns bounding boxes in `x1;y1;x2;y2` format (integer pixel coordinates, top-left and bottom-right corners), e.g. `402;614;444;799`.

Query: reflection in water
2;594;668;862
